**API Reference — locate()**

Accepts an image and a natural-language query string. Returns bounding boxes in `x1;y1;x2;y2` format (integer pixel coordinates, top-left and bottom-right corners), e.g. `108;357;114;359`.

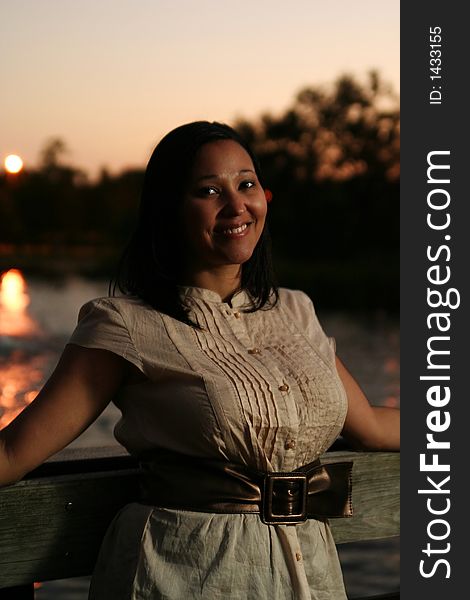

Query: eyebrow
195;169;255;182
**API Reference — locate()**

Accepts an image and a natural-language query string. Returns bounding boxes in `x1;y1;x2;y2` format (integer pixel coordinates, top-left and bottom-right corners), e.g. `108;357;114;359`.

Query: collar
178;286;252;309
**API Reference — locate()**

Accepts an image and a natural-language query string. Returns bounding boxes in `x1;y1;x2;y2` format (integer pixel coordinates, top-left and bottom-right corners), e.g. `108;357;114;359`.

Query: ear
264;189;273;203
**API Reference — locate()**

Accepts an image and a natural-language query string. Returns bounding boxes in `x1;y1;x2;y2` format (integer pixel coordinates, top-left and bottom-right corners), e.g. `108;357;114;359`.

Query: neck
182;265;242;303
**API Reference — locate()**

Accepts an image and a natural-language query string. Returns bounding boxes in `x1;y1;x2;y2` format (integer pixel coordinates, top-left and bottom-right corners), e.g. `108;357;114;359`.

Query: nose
221;188;246;216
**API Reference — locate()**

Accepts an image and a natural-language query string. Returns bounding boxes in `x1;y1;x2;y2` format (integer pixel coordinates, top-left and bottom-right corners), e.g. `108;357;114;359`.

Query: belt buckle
261;472;308;525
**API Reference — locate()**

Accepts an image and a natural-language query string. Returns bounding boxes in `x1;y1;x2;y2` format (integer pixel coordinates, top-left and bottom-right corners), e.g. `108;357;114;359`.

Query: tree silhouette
235;72;399;309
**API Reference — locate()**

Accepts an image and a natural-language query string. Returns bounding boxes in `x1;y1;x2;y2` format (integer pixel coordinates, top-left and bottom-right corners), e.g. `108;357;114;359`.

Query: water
0;272;399;598
0;274;122;441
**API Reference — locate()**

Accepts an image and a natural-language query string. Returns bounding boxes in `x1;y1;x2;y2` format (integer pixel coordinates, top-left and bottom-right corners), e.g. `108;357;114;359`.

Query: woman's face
181;139;267;275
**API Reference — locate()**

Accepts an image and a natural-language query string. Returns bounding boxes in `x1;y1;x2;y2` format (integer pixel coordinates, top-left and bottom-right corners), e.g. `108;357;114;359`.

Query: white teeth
223;223;248;235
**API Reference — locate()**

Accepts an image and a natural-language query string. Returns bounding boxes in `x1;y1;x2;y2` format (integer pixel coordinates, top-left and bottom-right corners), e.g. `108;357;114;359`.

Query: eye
239;180;256;190
197;185;219;197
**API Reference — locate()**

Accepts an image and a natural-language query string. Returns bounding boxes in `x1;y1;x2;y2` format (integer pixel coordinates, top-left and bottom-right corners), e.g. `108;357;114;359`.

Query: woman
0;121;399;599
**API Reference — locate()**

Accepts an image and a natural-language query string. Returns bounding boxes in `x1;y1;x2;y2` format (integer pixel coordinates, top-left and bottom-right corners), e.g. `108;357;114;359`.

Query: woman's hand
336;356;400;451
0;344;128;486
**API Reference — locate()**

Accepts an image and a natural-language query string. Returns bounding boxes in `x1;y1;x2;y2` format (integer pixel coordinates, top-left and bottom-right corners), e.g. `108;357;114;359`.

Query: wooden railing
0;447;399;599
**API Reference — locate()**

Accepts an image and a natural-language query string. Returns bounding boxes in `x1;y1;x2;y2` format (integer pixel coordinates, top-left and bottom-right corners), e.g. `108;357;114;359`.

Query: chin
220;247;256;266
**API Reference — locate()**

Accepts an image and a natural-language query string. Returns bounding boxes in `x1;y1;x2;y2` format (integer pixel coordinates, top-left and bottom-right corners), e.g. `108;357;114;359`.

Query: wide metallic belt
138;450;353;525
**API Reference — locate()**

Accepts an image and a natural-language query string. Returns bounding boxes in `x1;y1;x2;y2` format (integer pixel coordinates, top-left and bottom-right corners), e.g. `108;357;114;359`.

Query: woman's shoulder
277;287;317;317
77;295;156;321
74;295;165;343
70;295;163;372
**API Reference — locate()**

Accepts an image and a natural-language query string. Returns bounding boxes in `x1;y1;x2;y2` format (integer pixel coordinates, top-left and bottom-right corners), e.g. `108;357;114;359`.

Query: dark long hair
111;121;278;325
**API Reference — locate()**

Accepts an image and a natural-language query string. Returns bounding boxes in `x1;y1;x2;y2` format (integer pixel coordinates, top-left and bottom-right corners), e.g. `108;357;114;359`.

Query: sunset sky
1;0;399;178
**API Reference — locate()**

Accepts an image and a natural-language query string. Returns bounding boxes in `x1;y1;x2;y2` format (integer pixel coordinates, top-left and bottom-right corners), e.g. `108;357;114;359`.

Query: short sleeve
68;298;144;372
280;289;336;364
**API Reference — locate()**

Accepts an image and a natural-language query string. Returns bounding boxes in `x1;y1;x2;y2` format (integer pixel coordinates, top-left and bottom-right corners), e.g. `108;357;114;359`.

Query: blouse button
248;348;261;355
284;439;296;450
233;310;241;318
295;552;302;562
278;383;289;392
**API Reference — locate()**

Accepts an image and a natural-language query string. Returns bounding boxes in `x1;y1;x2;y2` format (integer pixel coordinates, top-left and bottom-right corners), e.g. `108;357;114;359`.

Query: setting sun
4;154;24;174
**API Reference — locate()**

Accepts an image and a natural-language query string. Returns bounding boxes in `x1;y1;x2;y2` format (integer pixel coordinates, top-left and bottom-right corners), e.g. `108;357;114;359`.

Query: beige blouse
69;287;348;600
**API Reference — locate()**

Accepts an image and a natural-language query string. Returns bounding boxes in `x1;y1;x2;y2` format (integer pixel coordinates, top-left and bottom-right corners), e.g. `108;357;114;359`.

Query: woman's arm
336;356;400;451
0;344;128;486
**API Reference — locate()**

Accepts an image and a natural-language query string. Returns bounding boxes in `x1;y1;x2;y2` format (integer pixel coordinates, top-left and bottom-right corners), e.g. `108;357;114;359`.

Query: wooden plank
24;445;138;477
324;451;400;544
0;447;399;588
0;469;140;587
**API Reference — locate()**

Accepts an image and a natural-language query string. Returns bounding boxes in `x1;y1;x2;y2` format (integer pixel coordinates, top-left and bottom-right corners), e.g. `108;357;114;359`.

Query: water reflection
1;269;30;310
0;269;44;427
0;269;41;337
0;354;46;428
0;272;112;430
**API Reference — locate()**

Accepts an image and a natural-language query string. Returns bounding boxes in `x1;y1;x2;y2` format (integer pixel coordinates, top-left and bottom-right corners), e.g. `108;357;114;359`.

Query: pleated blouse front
69;287;349;600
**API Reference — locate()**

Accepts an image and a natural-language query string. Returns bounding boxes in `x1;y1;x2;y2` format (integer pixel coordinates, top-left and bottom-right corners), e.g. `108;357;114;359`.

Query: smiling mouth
223;223;249;234
215;221;253;237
